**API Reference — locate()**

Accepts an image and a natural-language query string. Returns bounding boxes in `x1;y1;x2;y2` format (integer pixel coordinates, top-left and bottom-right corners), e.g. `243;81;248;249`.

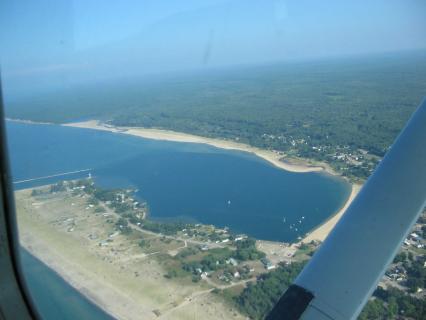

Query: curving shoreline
10;117;362;243
62;120;326;174
299;183;362;244
11;118;365;320
61;120;362;244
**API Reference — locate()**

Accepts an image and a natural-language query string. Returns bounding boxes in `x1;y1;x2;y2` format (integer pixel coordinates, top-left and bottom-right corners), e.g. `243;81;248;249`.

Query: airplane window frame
0;76;304;320
0;82;40;320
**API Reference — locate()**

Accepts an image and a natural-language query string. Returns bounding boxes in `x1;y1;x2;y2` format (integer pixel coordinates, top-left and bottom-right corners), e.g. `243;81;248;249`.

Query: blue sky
1;0;425;95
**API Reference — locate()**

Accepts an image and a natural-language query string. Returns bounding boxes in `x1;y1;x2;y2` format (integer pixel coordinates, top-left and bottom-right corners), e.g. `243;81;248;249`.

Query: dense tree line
50;181;66;193
233;262;425;320
8;52;426;177
234;262;306;319
359;287;426;320
406;259;426;293
180;240;265;276
115;217;132;234
182;248;233;274
234;238;266;261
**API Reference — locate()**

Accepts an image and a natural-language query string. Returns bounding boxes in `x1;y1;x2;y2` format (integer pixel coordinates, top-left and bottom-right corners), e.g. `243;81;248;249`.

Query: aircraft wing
267;99;426;320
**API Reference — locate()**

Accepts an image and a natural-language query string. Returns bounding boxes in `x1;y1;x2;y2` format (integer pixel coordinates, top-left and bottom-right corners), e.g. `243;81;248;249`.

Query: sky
1;0;425;96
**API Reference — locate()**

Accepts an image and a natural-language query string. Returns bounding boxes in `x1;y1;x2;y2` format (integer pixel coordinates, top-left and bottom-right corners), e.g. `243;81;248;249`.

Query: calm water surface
8;121;351;242
7;120;350;320
20;249;115;320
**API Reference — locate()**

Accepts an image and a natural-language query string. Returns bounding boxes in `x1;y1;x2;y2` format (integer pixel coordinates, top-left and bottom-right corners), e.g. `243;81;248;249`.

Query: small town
18;178;425;319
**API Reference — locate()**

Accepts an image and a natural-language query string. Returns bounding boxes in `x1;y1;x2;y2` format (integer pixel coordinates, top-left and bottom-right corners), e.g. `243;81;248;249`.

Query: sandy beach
300;183;362;244
16;188;244;320
12;119;366;319
62;120;363;245
63;120;325;174
10;117;363;244
63;120;363;242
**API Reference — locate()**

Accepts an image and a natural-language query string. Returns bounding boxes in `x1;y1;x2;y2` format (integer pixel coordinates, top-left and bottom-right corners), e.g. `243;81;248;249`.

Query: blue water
7;120;351;242
20;249;115;320
7;120;350;320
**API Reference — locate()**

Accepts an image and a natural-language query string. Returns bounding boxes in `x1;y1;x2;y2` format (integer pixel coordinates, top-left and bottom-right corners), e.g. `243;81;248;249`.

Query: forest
6;50;426;180
230;258;426;320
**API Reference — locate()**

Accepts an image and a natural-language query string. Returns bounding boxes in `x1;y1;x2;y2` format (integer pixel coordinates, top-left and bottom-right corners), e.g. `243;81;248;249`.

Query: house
261;258;276;270
410;232;420;240
266;262;276;270
234;234;247;241
226;258;238;266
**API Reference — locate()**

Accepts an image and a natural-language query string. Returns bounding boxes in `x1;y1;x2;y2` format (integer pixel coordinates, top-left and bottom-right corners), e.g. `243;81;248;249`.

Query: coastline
299;183;362;244
11;114;364;319
21;243;120;320
60;120;362;245
5;117;54;125
9;117;363;245
18;221;128;320
62;120;325;174
16;188;242;320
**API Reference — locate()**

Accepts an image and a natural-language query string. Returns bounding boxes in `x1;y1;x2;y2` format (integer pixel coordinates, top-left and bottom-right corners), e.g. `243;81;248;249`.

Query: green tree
387;297;398;319
393;252;406;263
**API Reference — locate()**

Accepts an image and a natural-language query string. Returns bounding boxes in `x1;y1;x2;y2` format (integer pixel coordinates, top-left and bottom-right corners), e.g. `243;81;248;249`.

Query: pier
13;169;92;184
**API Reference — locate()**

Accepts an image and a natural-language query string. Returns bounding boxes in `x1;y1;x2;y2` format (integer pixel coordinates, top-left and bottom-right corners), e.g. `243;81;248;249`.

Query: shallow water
20;248;115;320
7;120;351;243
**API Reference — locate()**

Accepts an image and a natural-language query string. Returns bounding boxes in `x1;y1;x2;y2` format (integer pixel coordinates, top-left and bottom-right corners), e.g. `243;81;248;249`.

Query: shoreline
15;188;246;320
5;117;54;125
61;120;362;245
11;118;362;244
21;244;119;320
19;230;125;319
62;120;326;174
299;183;362;244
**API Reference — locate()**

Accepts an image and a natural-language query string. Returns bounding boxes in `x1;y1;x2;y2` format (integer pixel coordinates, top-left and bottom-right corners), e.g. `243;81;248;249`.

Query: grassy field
15;187;245;320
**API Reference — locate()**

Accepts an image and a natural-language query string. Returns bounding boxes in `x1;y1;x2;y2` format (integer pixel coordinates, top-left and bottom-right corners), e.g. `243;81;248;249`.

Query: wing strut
268;99;426;320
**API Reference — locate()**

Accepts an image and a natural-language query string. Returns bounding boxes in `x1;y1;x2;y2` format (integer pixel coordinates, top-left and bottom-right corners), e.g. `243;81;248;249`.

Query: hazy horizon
1;0;426;97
